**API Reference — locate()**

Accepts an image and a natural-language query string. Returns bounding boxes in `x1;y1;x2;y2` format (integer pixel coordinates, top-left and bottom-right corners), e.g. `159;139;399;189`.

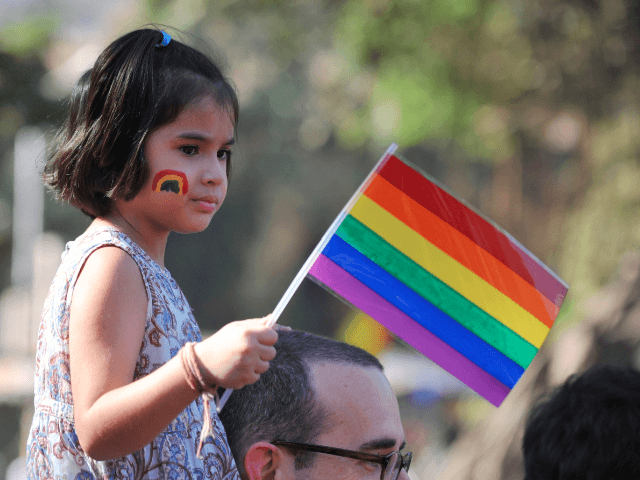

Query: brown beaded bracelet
180;342;218;394
179;342;220;458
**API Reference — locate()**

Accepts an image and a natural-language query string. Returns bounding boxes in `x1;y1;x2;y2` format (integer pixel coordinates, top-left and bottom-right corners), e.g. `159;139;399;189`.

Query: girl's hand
194;315;279;390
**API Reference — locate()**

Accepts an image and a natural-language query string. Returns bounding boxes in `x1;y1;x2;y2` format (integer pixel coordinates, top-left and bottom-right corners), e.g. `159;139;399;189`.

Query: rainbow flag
307;145;567;406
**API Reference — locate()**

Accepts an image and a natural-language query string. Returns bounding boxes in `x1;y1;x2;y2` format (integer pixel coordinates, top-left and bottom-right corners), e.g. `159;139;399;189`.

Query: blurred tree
438;251;640;480
2;0;638;338
4;0;640;477
0;50;63;295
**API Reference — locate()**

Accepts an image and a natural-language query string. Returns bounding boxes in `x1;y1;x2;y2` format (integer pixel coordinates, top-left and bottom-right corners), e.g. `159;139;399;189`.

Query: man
522;364;640;479
218;329;412;480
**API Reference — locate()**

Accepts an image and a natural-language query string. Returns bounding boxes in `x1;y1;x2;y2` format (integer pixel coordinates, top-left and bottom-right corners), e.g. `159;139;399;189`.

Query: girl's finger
242;372;261;388
257;328;279;346
259;345;276;362
254;360;270;375
274;324;291;332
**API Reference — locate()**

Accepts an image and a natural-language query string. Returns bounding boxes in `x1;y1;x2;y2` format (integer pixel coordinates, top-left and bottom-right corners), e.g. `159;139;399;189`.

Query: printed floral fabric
26;227;240;480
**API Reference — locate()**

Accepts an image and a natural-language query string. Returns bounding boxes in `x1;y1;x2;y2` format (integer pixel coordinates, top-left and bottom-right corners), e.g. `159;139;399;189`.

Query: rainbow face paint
152;170;189;195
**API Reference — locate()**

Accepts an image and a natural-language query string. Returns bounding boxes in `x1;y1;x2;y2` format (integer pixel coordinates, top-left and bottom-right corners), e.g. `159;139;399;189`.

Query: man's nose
397;469;411;480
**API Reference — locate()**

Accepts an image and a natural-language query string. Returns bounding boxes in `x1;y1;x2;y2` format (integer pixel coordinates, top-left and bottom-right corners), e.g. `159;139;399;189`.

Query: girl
26;28;278;479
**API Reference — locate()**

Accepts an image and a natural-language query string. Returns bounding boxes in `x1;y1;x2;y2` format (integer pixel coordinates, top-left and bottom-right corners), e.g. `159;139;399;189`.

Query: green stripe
337;215;538;368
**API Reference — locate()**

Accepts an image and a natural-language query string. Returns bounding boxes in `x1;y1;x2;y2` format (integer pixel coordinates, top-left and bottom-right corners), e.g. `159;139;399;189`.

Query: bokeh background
2;0;640;478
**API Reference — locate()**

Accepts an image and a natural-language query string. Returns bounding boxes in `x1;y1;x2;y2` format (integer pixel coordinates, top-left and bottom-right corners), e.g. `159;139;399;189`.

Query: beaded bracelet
180;342;220;459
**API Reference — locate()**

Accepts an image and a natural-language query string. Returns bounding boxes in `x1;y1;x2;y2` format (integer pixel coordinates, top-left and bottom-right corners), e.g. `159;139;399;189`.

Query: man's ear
244;442;284;480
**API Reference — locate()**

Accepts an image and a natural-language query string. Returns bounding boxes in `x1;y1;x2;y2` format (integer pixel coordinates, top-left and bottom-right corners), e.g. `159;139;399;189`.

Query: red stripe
378;156;567;307
151;169;189;194
363;176;558;328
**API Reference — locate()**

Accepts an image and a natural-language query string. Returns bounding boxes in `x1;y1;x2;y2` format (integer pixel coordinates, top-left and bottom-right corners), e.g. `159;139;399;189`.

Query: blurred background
2;0;640;478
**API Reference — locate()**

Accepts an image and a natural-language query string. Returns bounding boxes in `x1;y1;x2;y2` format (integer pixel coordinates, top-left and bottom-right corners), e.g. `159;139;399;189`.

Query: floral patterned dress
26;227;240;480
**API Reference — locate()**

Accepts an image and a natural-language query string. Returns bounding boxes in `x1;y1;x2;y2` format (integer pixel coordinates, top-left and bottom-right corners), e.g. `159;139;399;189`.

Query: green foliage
0;14;58;57
332;0;510;155
5;0;640;367
370;65;456;145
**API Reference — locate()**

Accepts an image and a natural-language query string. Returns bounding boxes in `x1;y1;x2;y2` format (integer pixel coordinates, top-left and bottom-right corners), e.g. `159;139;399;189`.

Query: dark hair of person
44;27;238;218
218;330;384;476
67;68;93;134
522;364;640;480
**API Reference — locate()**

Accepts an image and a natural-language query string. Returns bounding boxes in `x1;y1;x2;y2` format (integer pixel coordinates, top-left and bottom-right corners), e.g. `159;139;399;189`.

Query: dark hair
522;364;640;480
218;330;384;476
67;68;93;134
44;27;238;218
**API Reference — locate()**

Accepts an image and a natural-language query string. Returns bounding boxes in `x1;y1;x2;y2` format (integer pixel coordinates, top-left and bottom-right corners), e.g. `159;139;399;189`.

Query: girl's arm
69;246;276;461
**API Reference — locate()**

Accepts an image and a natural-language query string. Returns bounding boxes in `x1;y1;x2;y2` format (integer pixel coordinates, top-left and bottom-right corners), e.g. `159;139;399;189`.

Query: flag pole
216;143;398;412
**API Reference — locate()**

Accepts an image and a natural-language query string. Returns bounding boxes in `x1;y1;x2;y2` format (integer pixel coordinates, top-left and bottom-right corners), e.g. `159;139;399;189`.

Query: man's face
278;362;408;480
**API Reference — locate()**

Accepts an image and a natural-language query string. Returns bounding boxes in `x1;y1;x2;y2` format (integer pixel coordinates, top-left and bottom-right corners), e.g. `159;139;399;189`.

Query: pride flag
307;145;568;407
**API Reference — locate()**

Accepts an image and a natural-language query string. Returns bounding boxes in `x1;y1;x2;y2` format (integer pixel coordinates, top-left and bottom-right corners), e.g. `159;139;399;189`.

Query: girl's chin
150;208;214;234
172;219;213;234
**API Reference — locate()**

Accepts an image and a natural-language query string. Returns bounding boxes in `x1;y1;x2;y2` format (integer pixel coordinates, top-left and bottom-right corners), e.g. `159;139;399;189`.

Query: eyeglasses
272;440;412;480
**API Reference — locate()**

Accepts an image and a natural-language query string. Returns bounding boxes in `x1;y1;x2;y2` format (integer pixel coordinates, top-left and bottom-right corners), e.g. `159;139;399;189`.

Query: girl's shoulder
62;226;125;260
60;226;169;307
65;226;135;258
64;226;168;275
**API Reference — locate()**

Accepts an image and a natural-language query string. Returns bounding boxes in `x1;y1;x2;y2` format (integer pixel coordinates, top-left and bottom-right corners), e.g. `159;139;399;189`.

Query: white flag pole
216;143;398;412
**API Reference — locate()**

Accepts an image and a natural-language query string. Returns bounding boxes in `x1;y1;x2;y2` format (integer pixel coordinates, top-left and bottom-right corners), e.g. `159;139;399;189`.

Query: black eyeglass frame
272;440;412;480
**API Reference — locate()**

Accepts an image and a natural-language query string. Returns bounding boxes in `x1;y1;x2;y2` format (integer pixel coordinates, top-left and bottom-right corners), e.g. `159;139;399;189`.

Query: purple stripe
309;254;511;407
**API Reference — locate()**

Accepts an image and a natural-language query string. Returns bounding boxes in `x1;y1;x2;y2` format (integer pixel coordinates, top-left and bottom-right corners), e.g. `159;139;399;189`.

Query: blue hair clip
156;31;171;48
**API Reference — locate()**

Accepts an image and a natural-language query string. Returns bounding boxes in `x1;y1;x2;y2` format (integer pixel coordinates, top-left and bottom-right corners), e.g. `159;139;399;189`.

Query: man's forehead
308;361;405;451
308;360;389;393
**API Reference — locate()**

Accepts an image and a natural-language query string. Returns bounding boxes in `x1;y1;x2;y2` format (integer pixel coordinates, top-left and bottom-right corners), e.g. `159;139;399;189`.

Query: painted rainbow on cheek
152;170;189;195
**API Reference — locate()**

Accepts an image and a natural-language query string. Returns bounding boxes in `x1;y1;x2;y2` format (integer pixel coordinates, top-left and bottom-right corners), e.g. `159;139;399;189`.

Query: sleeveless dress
26;227;240;480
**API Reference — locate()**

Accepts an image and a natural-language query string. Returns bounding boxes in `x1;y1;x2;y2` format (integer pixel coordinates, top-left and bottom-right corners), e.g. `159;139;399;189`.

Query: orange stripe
364;175;557;328
154;175;184;193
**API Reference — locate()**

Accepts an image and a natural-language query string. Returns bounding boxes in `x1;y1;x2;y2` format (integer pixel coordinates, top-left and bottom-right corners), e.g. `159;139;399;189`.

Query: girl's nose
202;157;227;186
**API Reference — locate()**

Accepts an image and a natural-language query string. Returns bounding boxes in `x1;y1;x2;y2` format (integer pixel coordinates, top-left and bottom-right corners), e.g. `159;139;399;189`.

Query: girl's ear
244;442;283;480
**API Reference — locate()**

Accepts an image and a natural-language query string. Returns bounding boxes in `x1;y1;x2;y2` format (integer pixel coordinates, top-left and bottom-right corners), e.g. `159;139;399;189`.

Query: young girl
26;28;279;479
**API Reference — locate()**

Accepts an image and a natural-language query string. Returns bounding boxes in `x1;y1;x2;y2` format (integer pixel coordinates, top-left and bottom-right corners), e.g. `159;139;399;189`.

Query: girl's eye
217;149;232;161
180;145;199;156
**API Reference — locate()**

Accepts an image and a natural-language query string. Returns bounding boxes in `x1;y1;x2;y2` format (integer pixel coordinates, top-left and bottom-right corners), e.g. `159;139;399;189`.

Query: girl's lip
193;198;217;213
195;195;218;203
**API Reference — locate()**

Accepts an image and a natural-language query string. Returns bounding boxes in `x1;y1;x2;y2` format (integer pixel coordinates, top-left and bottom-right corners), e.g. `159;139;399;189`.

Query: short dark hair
66;68;92;135
218;330;384;476
44;27;238;218
522;364;640;480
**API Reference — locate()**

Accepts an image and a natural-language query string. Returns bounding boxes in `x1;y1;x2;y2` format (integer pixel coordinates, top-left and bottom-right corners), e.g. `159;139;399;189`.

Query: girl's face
128;96;234;234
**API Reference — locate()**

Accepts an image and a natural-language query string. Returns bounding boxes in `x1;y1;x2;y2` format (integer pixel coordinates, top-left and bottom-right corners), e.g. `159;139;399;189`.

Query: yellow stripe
350;195;550;347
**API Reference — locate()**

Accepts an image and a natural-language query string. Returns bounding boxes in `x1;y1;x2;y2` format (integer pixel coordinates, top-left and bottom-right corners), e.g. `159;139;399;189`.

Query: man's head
218;330;410;480
522;364;640;480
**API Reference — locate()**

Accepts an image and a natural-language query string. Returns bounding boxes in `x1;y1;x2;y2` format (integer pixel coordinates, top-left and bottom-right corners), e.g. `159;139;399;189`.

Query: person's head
522;364;640;480
44;28;238;220
218;330;411;480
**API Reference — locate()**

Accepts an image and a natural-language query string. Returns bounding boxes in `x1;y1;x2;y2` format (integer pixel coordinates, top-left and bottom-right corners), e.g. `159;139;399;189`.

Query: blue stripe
323;235;524;388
